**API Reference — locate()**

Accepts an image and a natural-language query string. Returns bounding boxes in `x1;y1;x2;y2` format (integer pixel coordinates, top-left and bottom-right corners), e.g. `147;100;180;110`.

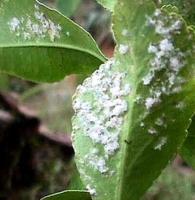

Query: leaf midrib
0;43;106;62
115;46;141;200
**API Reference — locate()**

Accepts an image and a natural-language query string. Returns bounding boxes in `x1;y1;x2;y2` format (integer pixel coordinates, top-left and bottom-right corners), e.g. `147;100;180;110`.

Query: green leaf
180;116;195;169
41;190;91;200
96;0;116;11
72;1;195;200
160;0;195;25
56;0;81;17
0;0;106;83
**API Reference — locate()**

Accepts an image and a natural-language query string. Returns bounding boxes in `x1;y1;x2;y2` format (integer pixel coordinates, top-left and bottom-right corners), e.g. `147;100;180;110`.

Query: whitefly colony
8;4;62;42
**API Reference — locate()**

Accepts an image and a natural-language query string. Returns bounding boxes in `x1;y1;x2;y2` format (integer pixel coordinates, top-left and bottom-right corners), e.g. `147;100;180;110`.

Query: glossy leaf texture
41;191;91;200
72;1;195;200
160;0;195;25
0;0;105;83
180;116;195;169
56;0;81;17
96;0;116;11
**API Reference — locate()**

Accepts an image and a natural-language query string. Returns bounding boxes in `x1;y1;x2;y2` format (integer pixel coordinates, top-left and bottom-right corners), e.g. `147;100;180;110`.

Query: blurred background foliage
0;0;195;199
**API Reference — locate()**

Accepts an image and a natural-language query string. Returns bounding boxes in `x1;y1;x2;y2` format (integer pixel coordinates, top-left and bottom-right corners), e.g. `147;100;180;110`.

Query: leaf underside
72;1;195;200
0;0;105;83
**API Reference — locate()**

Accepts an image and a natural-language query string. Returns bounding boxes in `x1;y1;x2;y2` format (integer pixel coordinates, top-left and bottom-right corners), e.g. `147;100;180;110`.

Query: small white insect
119;44;130;55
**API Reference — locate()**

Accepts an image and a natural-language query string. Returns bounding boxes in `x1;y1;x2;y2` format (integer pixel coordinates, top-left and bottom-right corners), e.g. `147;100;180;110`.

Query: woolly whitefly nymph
72;59;131;174
84;149;109;174
148;127;158;135
154;137;167;151
8;17;20;32
145;97;160;110
140;122;145;127
118;44;130;55
8;4;62;42
142;71;154;85
148;44;158;54
155;118;164;127
176;102;185;110
86;184;97;196
122;29;130;37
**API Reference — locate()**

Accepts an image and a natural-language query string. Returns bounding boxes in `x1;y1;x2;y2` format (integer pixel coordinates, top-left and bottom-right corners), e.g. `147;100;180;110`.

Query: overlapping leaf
0;0;105;82
72;1;195;200
41;191;91;200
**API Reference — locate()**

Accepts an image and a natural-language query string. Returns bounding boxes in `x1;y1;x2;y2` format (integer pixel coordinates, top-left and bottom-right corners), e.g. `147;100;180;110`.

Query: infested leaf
0;0;106;83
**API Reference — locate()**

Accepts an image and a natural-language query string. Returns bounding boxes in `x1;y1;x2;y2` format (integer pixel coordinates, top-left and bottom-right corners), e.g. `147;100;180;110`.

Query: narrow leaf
0;0;105;82
41;190;91;200
72;1;195;200
96;0;116;11
180;116;195;169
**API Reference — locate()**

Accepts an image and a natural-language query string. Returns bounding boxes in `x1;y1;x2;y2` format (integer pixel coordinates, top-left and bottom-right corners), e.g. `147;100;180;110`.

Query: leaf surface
72;1;195;200
0;0;105;82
